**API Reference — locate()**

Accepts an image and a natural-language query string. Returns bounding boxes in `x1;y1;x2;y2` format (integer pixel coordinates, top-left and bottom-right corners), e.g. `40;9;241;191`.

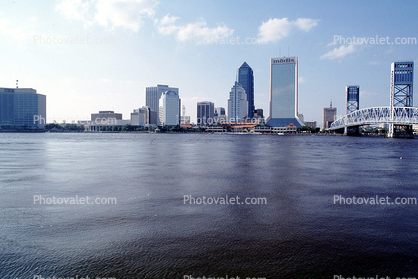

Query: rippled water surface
1;133;418;278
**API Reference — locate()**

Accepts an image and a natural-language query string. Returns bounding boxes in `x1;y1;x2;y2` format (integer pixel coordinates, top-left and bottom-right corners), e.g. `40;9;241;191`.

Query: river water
1;133;418;278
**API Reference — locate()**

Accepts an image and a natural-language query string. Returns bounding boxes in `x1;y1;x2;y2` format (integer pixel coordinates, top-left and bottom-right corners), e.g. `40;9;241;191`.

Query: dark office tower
197;101;214;126
238;62;254;119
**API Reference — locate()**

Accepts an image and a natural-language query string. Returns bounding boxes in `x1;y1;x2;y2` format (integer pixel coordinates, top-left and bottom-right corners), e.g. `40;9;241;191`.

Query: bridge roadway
329;106;418;130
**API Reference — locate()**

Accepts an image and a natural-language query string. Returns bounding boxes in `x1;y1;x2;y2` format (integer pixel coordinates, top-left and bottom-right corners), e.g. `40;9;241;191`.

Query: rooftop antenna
16;80;18;88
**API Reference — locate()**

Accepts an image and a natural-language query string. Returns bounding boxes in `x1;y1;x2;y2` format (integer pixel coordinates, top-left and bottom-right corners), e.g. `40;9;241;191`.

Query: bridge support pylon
344;126;361;136
387;124;414;138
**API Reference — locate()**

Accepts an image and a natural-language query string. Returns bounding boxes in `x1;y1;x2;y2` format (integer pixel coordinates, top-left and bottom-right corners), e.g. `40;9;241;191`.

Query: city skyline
0;0;417;125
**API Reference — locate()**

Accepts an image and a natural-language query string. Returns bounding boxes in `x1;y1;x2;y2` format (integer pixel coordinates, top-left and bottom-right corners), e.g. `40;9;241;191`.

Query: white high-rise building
267;57;303;127
159;91;181;126
146;85;179;124
228;81;248;122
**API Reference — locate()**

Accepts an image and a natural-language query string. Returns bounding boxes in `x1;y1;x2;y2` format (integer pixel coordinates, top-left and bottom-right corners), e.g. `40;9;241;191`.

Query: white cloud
257;17;319;43
158;14;179;26
55;0;94;22
95;0;157;32
157;14;234;42
55;0;158;32
320;44;357;60
0;18;28;40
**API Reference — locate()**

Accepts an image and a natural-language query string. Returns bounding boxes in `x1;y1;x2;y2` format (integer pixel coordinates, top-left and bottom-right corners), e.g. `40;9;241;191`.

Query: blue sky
0;0;417;126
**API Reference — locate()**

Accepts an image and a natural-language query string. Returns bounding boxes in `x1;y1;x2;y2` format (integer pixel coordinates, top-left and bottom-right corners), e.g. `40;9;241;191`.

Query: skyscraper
197;101;215;125
266;57;303;127
159;90;181;126
0;87;46;128
228;81;248;122
146;84;179;115
323;101;337;130
214;107;225;116
130;106;156;126
238;62;254;119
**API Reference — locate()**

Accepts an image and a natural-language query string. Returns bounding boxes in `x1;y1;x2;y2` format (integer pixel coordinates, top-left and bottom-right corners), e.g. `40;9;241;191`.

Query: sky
0;0;417;126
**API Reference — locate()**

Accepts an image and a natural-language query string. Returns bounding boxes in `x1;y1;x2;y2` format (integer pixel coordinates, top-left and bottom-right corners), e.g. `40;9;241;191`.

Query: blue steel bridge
329;106;418;130
329;61;414;137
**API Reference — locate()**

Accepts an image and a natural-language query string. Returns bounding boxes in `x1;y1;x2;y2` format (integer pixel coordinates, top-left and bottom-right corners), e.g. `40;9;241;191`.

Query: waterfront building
272;123;297;133
87;111;129;131
228;81;248;122
214;107;227;123
0;87;46;129
131;106;157;126
197;101;215;125
215;107;225;116
180;116;190;125
253;108;265;123
305;121;317;129
146;84;179;124
180;105;191;125
238;62;254;119
159;90;181;126
266;57;303;127
323;102;337;130
91;111;122;125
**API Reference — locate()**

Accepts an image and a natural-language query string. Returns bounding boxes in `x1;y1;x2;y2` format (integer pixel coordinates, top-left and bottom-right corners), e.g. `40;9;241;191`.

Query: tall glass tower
228;81;248;122
267;57;303;127
238;62;254;119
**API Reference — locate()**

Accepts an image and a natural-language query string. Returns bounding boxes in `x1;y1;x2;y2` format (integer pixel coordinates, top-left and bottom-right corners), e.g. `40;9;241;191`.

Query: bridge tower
389;62;414;137
344;86;360;135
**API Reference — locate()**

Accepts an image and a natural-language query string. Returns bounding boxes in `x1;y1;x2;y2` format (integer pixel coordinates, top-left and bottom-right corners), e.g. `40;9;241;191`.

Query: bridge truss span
329;106;418;130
